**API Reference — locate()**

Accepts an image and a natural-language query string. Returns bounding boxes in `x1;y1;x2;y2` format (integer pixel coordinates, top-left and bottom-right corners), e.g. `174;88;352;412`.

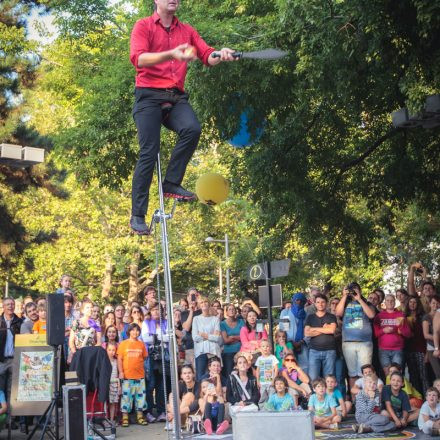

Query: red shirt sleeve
130;19;151;68
189;25;215;66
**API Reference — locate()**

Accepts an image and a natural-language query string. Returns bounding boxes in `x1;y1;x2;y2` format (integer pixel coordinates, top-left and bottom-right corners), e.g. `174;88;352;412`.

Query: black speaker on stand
47;294;65;346
27;294;65;440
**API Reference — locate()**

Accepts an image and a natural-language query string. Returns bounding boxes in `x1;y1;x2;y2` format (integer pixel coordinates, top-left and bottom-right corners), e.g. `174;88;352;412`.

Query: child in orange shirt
117;323;148;427
33;304;47;335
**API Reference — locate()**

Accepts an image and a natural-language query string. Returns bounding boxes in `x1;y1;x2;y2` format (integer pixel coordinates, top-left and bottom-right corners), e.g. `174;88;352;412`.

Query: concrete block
232;410;315;440
0;143;22;160
22;146;45;165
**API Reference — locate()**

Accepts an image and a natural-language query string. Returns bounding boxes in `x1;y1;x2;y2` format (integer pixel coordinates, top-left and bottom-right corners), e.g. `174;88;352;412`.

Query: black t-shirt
179;380;200;413
180;309;202;350
304;312;337;351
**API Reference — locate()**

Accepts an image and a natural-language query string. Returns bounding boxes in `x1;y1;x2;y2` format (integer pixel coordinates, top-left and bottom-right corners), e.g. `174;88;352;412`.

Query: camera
191;293;196;302
346;283;356;295
346;282;359;300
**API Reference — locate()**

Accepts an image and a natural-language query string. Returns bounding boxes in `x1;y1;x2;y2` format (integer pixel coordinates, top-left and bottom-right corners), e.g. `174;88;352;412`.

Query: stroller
87;389;116;440
70;346;116;440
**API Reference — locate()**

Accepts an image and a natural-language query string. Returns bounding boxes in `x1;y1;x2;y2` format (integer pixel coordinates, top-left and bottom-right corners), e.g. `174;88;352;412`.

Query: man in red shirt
129;0;235;234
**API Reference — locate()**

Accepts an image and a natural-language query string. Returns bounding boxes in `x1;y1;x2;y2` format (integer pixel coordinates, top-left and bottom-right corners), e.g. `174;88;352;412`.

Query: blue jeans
335;355;347;398
378;349;404;369
290;342;309;375
308;349;336;381
195;353;209;381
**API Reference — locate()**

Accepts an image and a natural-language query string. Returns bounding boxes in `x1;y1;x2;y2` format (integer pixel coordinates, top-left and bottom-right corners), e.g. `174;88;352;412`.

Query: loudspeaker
63;385;87;440
46;294;65;346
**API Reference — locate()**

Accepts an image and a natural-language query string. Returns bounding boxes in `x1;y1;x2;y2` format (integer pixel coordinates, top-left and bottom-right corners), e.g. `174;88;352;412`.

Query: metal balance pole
225;233;231;304
154;153;182;439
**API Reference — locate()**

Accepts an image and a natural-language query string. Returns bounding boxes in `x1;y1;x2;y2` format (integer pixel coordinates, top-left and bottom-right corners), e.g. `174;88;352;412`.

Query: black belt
146;87;183;95
3;356;13;360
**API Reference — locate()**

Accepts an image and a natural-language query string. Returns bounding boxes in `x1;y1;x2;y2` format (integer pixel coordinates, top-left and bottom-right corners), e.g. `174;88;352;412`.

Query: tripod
27;345;62;440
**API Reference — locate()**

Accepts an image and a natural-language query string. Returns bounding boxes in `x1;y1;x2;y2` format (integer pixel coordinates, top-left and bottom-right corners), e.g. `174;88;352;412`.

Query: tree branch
339;128;399;172
331;128;400;192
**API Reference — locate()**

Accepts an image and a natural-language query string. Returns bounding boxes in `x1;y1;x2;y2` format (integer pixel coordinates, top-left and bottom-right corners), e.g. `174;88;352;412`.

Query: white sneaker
164;421;172;431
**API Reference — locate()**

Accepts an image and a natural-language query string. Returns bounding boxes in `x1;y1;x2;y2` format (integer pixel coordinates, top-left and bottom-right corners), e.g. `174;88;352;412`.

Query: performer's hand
171;44;197;62
218;47;236;62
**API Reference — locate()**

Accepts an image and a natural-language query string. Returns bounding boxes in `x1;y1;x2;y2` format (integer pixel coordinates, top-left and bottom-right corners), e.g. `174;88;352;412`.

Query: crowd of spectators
0;263;440;435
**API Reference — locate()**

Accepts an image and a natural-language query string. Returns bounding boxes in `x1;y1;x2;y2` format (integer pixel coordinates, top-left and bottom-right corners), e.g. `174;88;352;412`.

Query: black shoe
162;181;196;201
130;215;150;235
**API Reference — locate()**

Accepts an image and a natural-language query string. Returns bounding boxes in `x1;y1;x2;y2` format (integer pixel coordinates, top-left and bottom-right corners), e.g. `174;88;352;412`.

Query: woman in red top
373;295;411;376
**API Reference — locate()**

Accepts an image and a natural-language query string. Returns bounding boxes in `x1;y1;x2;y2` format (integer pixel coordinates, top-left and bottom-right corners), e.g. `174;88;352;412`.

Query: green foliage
3;0;439;300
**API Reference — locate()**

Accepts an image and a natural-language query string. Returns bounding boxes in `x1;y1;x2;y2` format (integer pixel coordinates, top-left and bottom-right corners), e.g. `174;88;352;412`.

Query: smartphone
279;319;290;332
191;293;196;302
256;321;264;333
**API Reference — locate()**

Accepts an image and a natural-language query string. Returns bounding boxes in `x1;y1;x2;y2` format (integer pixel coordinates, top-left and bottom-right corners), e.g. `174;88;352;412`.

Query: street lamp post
205;235;235;303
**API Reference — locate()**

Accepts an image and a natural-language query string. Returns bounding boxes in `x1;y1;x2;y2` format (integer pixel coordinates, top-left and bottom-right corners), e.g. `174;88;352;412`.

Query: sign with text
248;259;291;281
10;335;55;416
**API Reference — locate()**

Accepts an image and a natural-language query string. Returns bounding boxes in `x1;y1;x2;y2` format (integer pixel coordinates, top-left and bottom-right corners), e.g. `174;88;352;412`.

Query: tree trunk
127;252;140;304
101;259;114;300
138;266;161;295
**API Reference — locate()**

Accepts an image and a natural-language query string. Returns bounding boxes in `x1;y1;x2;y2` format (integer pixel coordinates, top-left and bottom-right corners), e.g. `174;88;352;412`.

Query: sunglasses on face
132;311;141;314
285;359;295;363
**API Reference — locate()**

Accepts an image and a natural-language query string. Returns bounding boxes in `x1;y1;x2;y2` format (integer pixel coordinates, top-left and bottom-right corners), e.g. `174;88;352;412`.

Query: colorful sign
17;351;54;402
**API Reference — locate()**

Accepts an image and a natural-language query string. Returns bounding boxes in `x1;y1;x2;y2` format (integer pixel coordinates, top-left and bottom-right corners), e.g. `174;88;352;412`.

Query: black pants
204;402;225;431
145;358;170;415
222;352;237;378
132;87;201;217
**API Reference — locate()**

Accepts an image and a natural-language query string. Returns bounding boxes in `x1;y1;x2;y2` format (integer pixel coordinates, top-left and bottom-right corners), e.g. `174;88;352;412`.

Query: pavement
1;421;167;440
2;416;433;440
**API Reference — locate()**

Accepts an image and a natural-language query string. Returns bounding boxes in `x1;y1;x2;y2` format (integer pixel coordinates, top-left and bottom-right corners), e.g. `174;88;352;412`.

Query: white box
22;146;45;165
0;143;22;160
232;410;315;440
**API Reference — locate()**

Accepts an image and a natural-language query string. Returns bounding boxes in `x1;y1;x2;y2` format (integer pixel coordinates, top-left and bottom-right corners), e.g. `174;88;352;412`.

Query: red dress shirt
130;12;215;91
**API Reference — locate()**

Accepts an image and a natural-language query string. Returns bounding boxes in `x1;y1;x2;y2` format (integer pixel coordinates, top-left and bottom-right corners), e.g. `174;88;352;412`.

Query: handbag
185;409;204;434
229;403;259;416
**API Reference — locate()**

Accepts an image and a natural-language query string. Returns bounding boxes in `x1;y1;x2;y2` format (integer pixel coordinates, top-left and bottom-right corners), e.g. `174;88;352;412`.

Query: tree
15;0;440;297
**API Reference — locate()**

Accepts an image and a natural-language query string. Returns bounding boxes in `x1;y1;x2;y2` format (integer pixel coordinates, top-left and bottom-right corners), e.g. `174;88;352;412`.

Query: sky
27;7;57;46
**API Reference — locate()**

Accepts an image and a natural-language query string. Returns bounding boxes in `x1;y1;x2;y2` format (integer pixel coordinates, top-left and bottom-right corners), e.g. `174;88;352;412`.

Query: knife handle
212;51;242;59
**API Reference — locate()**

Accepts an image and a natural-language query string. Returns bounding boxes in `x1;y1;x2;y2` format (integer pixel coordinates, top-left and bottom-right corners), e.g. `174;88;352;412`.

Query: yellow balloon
195;173;230;206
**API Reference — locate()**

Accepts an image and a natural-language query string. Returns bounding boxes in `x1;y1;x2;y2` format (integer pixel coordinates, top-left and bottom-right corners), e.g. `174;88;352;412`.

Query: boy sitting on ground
325;374;352;418
418;387;440;435
308;378;340;429
382;372;419;429
386;362;423;409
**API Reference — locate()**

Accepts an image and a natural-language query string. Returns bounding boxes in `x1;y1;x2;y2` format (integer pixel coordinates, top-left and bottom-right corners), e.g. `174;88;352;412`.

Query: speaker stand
26;345;62;440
